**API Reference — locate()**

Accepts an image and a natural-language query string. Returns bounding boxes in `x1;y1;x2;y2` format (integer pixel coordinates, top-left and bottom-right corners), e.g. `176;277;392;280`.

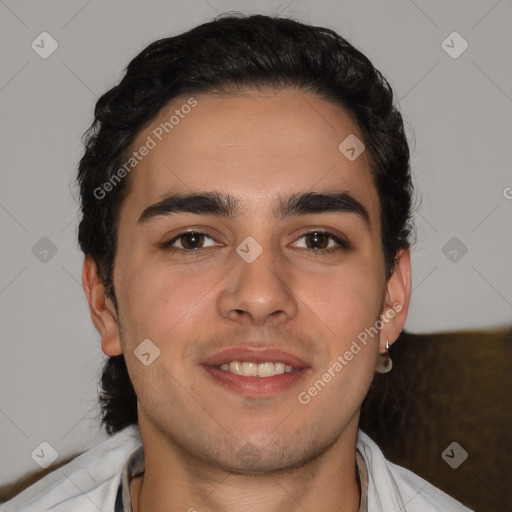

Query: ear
379;248;412;353
82;255;122;356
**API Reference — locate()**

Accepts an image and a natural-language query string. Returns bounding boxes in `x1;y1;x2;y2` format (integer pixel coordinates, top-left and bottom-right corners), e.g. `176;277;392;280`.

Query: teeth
218;361;295;377
242;362;258;376
273;362;285;374
229;361;242;375
257;362;275;377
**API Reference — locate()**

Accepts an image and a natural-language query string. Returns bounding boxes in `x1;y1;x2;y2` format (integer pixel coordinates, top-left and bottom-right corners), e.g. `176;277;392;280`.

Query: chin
205;427;332;476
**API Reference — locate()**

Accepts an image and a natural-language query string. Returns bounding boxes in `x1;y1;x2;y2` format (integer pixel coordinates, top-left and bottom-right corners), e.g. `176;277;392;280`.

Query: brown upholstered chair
360;327;512;512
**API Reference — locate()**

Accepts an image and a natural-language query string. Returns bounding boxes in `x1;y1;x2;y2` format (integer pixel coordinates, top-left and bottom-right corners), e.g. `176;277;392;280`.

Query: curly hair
76;13;416;435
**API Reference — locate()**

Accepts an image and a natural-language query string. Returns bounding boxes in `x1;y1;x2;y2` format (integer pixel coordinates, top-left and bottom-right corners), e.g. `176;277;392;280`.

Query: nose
217;238;299;326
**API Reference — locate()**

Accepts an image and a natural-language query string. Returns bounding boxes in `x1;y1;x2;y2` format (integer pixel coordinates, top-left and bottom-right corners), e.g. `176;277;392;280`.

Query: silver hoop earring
376;339;392;374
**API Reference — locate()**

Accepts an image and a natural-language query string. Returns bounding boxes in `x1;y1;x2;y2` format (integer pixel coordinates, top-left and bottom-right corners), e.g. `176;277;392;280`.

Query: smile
218;361;298;377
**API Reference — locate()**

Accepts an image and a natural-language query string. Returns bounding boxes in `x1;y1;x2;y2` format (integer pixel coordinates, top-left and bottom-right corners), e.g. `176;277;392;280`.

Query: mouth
200;347;312;397
218;360;300;377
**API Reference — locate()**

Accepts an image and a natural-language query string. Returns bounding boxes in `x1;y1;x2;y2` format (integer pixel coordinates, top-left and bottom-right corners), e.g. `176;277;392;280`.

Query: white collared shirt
1;424;473;511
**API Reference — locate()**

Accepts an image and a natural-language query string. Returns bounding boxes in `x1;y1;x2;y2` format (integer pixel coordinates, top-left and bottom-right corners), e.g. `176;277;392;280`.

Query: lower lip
200;365;311;397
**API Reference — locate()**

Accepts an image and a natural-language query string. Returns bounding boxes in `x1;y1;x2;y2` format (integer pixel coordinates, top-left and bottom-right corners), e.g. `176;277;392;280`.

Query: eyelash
159;229;350;255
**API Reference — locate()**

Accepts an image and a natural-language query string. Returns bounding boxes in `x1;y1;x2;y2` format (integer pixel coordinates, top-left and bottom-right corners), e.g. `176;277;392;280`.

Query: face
89;88;409;475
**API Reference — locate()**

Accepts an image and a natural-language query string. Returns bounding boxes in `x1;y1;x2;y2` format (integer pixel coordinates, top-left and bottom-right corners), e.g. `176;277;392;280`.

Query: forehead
120;88;380;231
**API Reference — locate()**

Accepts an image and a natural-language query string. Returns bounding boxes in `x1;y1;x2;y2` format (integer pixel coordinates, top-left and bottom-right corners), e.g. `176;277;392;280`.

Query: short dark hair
76;13;416;435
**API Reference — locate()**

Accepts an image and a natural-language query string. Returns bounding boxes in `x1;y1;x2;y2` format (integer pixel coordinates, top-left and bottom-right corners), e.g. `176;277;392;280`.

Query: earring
376;339;392;374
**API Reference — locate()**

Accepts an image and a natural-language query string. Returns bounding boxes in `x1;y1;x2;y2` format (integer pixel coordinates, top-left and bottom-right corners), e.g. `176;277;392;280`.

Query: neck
131;416;362;512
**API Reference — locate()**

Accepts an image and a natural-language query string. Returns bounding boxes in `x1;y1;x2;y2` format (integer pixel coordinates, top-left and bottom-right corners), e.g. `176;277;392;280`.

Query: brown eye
294;230;350;254
304;231;329;250
160;231;218;251
179;232;205;249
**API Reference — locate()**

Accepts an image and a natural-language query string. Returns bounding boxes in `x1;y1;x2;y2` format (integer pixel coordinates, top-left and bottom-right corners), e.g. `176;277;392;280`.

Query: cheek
117;268;207;405
297;270;381;409
118;262;211;344
301;264;383;338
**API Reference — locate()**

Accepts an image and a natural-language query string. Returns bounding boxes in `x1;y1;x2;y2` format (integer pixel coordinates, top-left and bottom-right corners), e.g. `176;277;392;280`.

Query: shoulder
356;430;474;512
1;425;142;512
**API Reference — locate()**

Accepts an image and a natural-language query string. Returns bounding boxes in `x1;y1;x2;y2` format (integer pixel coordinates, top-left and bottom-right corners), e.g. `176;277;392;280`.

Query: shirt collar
356;448;369;512
117;444;368;512
119;444;145;512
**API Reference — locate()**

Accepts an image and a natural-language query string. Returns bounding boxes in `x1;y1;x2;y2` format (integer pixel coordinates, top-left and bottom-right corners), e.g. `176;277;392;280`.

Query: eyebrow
137;190;371;231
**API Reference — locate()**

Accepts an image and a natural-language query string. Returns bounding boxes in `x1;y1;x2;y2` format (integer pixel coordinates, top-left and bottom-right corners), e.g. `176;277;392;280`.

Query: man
3;13;473;512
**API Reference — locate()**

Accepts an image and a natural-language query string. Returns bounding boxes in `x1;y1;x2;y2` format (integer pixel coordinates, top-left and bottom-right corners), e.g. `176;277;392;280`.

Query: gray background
1;0;511;488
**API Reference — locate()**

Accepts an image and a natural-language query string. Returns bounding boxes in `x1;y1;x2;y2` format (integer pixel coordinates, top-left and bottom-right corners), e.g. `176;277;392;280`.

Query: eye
293;230;350;254
159;229;350;255
159;231;219;252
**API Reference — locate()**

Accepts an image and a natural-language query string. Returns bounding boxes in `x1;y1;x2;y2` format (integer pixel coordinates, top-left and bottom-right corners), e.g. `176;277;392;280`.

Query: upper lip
201;347;311;368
